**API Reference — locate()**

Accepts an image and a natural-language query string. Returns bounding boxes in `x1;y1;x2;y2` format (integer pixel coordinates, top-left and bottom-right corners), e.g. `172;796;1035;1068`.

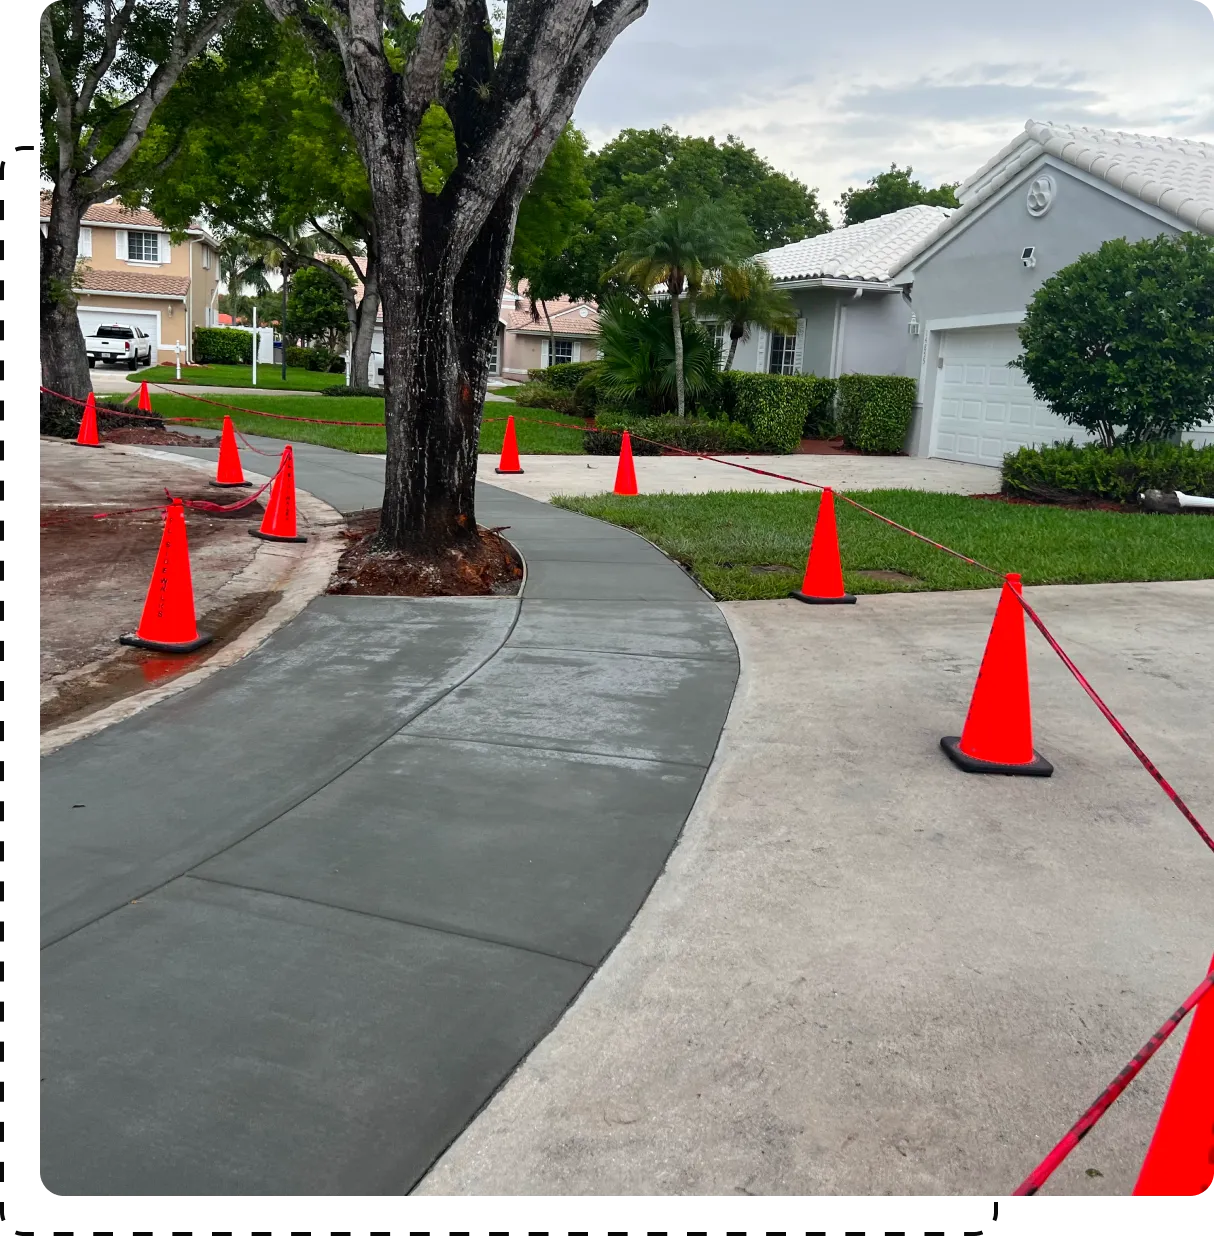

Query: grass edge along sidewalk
553;489;1214;598
137;390;584;455
130;363;346;392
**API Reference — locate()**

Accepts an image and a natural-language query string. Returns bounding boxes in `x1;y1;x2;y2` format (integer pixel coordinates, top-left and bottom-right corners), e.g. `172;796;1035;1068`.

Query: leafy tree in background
837;164;959;226
286;262;357;348
698;259;797;371
613;200;753;418
1013;233;1214;447
40;0;249;399
545;126;832;300
217;233;271;321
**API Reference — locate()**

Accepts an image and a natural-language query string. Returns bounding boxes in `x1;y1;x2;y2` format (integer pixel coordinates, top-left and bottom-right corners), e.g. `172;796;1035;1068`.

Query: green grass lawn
142;390;588;455
490;384;525;398
132;363;347;391
553;489;1214;598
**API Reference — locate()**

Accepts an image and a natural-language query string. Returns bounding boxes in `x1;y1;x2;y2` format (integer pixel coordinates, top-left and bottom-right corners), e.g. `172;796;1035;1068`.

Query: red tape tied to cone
214;415;251;487
74;392;102;447
250;444;307;543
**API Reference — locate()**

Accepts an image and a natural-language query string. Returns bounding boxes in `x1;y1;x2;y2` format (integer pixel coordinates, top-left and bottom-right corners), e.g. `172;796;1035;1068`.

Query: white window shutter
756;329;768;372
541;338;548;368
793;318;805;372
115;229;127;259
159;235;170;263
78;226;92;257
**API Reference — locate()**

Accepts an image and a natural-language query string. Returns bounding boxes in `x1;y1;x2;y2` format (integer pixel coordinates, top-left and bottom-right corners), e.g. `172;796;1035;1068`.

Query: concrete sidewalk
41;441;738;1194
418;581;1214;1196
476;452;998;500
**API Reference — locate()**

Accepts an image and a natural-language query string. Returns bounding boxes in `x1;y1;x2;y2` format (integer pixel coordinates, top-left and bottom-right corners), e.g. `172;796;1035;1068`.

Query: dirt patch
101;427;214;446
748;564;797;575
327;510;523;597
41;590;281;732
795;437;864;456
855;568;923;584
972;491;1136;513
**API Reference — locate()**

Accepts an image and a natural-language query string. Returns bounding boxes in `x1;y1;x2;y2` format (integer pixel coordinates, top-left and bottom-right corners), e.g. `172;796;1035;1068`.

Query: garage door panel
933;325;1086;466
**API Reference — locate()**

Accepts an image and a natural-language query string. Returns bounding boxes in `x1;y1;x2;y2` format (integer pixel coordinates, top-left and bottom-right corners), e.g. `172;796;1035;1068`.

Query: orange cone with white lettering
1133;954;1214;1196
250;444;307;543
119;498;213;653
613;430;638;496
790;488;854;604
212;416;252;487
940;573;1053;775
138;381;152;413
74;392;103;448
495;414;523;474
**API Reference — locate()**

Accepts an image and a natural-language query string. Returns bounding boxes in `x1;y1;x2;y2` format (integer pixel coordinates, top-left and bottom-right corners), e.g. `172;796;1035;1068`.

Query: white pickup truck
85;323;154;369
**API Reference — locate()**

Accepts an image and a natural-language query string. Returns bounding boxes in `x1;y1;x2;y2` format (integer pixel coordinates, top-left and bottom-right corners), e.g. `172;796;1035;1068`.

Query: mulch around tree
327;510;524;597
795;436;863;456
971;491;1137;513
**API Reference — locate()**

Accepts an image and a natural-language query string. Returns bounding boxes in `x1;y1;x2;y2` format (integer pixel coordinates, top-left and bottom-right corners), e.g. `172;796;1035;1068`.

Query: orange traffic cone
1134;954;1214;1196
74;392;103;448
940;573;1053;775
118;499;213;653
212;416;252;487
613;429;638;496
495;414;524;474
138;381;152;413
250;444;307;543
791;488;854;605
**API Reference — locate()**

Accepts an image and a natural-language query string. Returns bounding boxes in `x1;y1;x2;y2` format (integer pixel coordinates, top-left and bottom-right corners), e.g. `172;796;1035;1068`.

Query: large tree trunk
670;287;686;418
725;323;743;372
40;187;92;401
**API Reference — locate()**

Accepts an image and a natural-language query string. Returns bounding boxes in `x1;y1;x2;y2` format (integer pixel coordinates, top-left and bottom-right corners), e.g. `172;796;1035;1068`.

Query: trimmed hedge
1002;440;1214;504
194;326;252;365
321;384;384;398
285;345;313;368
511;383;579;416
589;409;755;456
718;371;819;453
525;359;599;391
836;374;916;453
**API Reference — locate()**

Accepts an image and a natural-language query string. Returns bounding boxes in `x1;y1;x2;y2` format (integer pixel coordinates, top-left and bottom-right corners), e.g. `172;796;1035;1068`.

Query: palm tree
699;259;798;372
613;201;752;416
217;234;272;322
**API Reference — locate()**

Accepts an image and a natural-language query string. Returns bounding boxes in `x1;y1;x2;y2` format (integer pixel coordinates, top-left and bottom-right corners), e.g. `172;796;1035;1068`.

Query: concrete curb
40;449;347;756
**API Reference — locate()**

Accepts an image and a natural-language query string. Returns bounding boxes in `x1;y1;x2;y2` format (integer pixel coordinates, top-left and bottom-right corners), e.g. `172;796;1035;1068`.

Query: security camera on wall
1022;246;1037;269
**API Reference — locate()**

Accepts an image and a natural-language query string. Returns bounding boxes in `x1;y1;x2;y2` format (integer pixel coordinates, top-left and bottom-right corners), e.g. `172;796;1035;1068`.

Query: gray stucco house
724;204;952;379
891;120;1214;465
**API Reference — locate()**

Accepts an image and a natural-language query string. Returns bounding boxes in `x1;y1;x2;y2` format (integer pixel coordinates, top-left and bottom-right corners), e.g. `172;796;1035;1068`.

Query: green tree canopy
286;261;356;347
837;164;960;227
1014;232;1214;447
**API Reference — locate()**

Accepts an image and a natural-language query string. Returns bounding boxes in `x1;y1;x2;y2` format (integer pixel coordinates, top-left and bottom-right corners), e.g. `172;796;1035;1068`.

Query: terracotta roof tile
78;268;190;297
40;191;210;236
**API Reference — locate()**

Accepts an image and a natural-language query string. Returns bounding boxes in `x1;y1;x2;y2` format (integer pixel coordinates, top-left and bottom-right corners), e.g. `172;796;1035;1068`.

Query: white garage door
931;325;1083;466
76;308;160;363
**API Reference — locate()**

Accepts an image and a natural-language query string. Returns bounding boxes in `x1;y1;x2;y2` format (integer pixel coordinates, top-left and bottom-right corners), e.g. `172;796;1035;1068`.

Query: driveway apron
41;435;739;1195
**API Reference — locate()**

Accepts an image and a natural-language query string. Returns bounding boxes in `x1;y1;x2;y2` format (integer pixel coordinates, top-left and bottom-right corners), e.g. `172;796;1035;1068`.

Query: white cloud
575;0;1214;221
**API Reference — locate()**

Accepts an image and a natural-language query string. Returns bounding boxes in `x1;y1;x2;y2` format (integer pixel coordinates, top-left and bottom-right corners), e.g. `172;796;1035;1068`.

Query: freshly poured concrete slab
520;557;707;602
42;877;588;1195
41;596;517;945
509;599;740;661
410;645;736;766
195;735;705;965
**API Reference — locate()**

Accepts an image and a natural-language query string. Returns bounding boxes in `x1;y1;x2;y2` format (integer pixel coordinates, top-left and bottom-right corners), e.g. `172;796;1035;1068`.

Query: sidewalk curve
41;434;738;1195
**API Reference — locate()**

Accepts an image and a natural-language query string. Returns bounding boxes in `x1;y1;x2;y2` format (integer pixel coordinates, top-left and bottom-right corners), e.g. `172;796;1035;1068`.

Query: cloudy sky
573;0;1214;222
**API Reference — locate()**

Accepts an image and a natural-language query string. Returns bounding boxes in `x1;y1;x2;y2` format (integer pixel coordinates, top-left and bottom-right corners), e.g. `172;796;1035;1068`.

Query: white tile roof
894;120;1214;276
756;205;955;284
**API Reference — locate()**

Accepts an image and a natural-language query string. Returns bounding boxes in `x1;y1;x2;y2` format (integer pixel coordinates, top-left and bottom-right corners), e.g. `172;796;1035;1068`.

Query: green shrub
321;384;384;398
718;371;818;452
285;345;314;368
588;409;755;455
836;374;916;453
194;326;252;365
511;383;579;416
525;359;599;391
1002;440;1214;504
307;345;345;373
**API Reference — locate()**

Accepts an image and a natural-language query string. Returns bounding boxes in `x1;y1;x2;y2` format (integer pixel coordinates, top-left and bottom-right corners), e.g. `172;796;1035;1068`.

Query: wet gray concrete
41;438;738;1195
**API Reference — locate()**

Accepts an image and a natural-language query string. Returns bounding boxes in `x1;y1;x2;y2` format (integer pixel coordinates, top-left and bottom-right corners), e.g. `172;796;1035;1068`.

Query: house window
78;226;93;257
710;321;728;364
768;329;799;375
127;230;160;262
488;329;500;374
550;338;574;366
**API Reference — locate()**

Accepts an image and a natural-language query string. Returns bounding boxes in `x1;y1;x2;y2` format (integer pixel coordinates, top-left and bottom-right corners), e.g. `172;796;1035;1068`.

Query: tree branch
307;216;364;275
403;0;466;115
74;0;138;126
39;10;76;181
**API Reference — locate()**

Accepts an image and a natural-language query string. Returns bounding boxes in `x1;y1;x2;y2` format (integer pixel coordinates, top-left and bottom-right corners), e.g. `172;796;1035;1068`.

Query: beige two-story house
40;194;222;365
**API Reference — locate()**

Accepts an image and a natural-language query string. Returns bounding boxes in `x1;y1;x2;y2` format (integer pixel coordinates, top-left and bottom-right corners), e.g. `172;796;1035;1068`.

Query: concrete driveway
476;453;998;500
418;579;1214;1196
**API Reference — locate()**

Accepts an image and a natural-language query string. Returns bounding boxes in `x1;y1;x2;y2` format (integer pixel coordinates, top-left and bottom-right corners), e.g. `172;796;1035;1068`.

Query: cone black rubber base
248;528;307;543
495;467;524;474
72;442;104;449
119;631;213;654
940;736;1053;777
210;479;253;488
790;590;857;605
